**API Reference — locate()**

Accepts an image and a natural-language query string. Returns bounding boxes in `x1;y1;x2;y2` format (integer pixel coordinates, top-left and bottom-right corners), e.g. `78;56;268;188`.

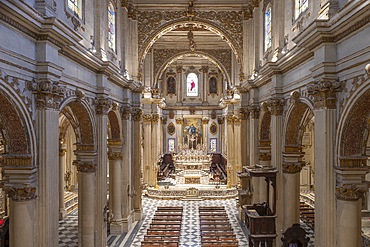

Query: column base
59;209;67;220
110;220;125;235
134;209;143;221
122;215;133;232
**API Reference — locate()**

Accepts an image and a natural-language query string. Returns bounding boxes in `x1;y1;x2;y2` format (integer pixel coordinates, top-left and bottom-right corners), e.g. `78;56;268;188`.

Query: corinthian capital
282;162;305;174
108;152;123;161
73;161;96;173
131;108;142;122
336;184;367;201
307;79;341;109
248;105;260;119
268;98;285;116
6;187;37;201
121;106;132;120
28;79;66;110
143;114;152;123
95;97;112;115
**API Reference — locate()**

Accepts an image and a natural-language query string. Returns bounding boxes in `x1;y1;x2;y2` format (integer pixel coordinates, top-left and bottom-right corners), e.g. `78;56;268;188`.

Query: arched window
295;0;308;19
108;2;116;51
264;3;272;52
67;0;82;18
186;73;198;97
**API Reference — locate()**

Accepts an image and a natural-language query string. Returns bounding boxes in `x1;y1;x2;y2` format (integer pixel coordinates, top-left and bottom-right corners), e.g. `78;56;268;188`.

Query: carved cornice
73;161;96;173
336;184;367;201
307;79;341;109
6;187;37;201
282;162;305;174
248;105;260;119
108;152;123;161
268;97;285;116
95;97;112;115
28;79;66;110
121;106;132;120
175;117;183;125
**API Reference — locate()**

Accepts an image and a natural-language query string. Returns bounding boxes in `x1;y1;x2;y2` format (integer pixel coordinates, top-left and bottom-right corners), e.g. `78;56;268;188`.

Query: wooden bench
141;241;178;247
144;236;179;241
146;231;180;236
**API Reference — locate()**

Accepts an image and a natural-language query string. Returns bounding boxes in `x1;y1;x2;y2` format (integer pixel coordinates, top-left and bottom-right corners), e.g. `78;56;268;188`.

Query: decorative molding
0;154;33;167
28;79;66;110
217;116;224;125
282;162;305;174
336;184;367;201
259;153;271;161
73;161;96;173
202;118;209;125
307;79;341;109
167;122;175;135
161;117;167;125
226;115;234;124
151;114;159;123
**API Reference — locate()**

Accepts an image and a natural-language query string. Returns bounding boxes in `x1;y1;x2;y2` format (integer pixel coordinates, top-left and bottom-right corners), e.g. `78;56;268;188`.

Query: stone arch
0;79;35;156
156;51;231;88
59;97;96;146
139;20;242;79
108;109;121;141
337;75;370;159
284;91;314;147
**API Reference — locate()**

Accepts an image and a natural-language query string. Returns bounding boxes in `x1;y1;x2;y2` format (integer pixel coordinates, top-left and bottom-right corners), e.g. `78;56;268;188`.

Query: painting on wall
209;77;217;94
186;72;198;97
167;76;176;95
210;122;218;135
167;122;175;135
183;118;202;149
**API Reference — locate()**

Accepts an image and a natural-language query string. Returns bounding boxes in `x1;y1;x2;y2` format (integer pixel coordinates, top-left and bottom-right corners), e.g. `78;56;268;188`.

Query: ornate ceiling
132;0;246;82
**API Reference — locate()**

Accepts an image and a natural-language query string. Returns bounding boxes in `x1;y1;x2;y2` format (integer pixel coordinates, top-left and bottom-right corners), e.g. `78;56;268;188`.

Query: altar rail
146;187;238;200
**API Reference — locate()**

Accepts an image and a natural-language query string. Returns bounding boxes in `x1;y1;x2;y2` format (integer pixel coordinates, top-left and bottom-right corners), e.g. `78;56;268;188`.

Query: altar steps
64;191;78;215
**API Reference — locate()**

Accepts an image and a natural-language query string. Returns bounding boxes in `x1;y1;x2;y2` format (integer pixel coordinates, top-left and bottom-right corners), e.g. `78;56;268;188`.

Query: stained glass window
210;138;217;153
108;2;116;51
67;0;82;18
264;3;272;52
168;139;175;153
186;72;198;97
295;0;308;19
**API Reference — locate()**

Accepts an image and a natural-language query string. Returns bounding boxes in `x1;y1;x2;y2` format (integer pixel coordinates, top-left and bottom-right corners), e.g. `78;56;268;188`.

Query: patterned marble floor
58;196;315;247
127;197;248;247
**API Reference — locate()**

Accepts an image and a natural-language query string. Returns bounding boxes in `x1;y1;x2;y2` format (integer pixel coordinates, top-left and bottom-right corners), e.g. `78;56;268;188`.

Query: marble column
308;79;339;247
282;148;305;229
31;79;63;247
239;108;250;166
249;105;260;203
142;113;152;186
217;117;225;153
132;108;143;221
95;98;111;247
226;115;234;187
268;97;285;242
175;117;183;150
161;117;167;153
202;117;209;147
59;140;67;220
121;106;133;231
1;155;37;247
336;158;369;247
176;66;183;103
73;151;97;247
151;113;160;187
108;143;124;234
233;115;242;185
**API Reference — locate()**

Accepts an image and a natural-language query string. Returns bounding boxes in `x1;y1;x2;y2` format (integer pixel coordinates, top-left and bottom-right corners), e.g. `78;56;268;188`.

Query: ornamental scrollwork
108;152;123;161
307;79;341;109
6;187;37;201
73;160;96;173
28;78;66;110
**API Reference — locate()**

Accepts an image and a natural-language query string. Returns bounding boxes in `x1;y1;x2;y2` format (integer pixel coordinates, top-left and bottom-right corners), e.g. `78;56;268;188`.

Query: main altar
172;143;212;185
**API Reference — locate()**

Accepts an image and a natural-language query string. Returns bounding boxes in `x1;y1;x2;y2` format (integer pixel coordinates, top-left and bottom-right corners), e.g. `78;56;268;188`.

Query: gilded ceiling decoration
137;10;243;67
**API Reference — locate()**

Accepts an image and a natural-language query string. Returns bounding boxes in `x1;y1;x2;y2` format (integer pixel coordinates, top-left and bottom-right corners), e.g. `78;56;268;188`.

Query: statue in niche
167;76;176;95
209;77;217;94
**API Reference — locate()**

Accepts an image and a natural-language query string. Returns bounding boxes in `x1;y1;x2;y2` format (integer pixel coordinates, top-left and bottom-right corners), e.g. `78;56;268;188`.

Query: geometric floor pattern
127;197;248;247
59;196;315;247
